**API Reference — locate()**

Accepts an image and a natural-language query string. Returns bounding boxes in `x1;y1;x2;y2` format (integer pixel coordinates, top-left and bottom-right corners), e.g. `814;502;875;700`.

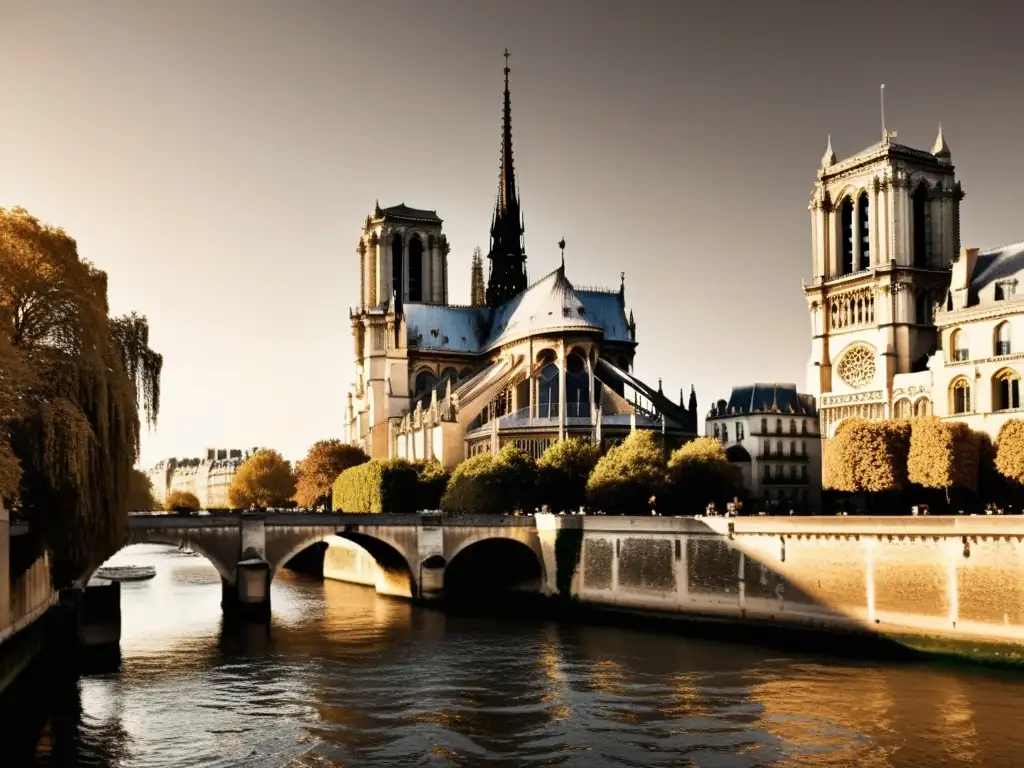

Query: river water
8;543;1024;767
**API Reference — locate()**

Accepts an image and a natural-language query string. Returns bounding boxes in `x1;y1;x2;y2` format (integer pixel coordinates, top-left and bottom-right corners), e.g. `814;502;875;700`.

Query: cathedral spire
486;49;528;308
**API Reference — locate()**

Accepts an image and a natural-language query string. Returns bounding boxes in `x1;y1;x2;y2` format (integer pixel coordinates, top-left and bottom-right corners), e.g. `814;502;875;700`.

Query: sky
2;0;1023;468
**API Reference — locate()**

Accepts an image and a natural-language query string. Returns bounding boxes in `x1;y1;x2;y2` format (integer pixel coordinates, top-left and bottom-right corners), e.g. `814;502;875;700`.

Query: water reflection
7;544;1024;767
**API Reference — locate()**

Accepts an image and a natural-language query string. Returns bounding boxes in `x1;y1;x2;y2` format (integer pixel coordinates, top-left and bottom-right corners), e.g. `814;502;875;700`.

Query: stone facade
804;128;1024;443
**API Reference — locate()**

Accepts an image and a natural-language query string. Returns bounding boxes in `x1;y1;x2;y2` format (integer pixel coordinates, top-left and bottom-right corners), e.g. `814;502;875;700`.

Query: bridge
107;513;559;616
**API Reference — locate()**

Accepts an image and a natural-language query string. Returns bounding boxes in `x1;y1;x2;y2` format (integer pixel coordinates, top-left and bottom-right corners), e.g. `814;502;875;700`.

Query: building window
840;196;854;275
789;419;796;435
914;398;932;418
408;235;424;302
722;425;729;442
789;441;796;456
858;192;870;270
950;329;969;362
761;418;767;434
995;281;1017;301
951;379;971;415
776;440;783;456
995;370;1021;411
995;322;1012;357
736;422;745;440
763;465;771;480
775;418;782;434
801;420;807;434
801;440;807;456
801;465;808;481
893;398;912;419
713;423;720;439
762;439;770;457
912;183;928;267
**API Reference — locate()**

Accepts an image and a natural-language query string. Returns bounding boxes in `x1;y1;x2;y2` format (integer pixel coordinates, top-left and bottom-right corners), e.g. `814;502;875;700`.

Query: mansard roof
712;383;818;418
379;204;442;224
967;241;1024;307
402;267;629;354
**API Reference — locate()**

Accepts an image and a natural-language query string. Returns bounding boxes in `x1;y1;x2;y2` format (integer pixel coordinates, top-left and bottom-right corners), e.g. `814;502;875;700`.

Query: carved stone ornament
821;389;885;407
836;344;877;389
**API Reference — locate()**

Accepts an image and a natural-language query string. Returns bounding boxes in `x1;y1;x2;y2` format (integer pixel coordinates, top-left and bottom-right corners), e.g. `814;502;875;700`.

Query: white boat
94;565;156;582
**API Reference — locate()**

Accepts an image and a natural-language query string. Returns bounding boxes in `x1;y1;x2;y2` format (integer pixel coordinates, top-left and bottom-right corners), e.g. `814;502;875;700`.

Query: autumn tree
441;443;538;515
823;418;911;495
537;437;601;513
294;439;368;509
127;468;158;511
995;419;1024;490
164;490;200;513
907;417;980;502
229;449;297;509
667;437;741;514
0;207;162;584
586;430;667;514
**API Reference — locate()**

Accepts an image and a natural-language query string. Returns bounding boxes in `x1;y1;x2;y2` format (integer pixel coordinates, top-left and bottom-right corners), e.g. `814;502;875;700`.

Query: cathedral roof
715;383;817;417
966;241;1024;307
402;267;630;353
378;204;442;223
484;266;603;349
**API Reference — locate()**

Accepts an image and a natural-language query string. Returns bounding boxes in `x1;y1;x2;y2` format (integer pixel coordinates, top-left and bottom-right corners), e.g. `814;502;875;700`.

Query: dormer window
995;281;1017;301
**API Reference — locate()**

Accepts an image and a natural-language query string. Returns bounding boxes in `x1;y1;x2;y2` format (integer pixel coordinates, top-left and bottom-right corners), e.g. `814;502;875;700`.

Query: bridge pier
222;559;271;621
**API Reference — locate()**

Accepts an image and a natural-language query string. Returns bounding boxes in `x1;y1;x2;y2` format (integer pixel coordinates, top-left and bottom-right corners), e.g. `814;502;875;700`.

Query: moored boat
94;565;156;582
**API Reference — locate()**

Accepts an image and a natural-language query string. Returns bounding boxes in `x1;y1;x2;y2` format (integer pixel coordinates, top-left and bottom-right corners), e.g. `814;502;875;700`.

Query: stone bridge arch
78;526;237;586
264;523;420;597
441;525;548;600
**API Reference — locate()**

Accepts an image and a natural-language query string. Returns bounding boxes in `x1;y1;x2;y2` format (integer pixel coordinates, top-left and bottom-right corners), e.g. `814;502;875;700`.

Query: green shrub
667;436;741;514
332;458;419;514
414;458;449;510
537;438;601;513
441;443;538;515
586;431;667;514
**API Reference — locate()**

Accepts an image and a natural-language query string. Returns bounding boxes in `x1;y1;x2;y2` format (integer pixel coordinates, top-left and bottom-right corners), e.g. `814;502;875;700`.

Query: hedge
332;458;419;514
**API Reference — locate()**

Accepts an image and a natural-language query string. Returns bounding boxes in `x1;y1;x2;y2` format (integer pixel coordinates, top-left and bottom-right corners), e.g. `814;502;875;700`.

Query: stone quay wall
322;514;1024;653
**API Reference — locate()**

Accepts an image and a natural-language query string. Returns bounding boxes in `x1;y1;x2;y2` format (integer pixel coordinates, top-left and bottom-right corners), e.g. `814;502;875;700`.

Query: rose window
837;345;876;388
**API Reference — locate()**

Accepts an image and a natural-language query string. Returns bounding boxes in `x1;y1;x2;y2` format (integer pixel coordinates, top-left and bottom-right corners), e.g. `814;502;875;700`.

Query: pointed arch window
858;192;870;269
912;183;929;267
840;197;854;275
408;236;424;302
414;370;438;397
994;369;1021;411
995;322;1012;357
950;329;969;363
760;417;768;434
914;398;932;418
951;378;972;415
893;398;912;419
391;233;404;300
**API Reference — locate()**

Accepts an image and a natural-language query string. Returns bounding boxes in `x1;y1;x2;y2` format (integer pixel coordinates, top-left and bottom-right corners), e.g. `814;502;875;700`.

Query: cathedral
342;53;698;469
804;126;1024;440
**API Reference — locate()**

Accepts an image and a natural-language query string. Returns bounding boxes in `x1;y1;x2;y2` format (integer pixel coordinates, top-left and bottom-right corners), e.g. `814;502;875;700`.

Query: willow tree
0;207;162;585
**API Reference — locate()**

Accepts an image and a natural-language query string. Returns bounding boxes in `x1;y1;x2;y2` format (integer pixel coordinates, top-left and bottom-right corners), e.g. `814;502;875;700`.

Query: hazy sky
2;1;1022;467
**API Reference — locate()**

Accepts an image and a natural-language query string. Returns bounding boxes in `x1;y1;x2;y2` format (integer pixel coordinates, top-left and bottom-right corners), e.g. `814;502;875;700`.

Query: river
7;543;1024;767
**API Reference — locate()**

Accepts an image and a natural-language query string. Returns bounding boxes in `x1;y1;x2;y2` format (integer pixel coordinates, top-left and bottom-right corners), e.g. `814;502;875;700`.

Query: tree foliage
228;449;296;509
907;417;980;495
667;436;741;514
823;418;910;493
441;443;538;515
586;431;667;514
0;207;162;584
414;458;448;510
995;419;1024;487
537;437;601;513
164;489;200;513
293;439;368;509
127;468;158;511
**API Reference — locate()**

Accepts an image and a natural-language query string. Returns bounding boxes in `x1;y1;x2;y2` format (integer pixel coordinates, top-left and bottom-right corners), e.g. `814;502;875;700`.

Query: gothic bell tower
803;127;963;434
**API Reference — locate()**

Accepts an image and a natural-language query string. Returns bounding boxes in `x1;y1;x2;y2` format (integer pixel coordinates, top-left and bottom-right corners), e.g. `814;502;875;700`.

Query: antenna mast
880;84;887;145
